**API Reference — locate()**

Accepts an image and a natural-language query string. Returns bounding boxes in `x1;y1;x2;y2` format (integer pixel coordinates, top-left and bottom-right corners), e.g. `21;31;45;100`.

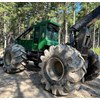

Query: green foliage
92;48;100;55
77;2;100;21
0;2;99;45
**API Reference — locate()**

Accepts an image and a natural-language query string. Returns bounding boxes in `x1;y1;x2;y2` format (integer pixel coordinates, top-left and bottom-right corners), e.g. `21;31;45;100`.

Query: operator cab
33;20;60;41
17;20;61;51
32;20;60;50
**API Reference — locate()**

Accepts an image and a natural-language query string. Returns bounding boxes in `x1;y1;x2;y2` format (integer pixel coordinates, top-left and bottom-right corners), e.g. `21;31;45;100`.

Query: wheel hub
4;51;12;66
46;57;64;81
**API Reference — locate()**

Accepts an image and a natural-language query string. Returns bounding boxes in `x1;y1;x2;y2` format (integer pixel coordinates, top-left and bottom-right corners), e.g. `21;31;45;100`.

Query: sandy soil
0;65;100;98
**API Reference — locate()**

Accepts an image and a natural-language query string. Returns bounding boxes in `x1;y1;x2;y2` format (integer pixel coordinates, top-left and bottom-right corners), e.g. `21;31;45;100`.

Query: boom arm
70;6;100;32
69;6;100;58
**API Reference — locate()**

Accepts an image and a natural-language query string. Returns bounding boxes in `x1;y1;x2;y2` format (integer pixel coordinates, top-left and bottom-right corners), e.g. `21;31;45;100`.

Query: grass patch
92;48;100;55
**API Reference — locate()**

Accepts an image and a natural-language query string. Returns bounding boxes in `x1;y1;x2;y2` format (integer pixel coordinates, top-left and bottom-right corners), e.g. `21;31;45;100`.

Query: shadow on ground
0;65;100;98
0;65;55;98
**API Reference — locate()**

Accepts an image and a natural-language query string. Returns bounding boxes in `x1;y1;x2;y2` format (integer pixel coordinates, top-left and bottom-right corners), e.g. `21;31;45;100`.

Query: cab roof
34;20;61;27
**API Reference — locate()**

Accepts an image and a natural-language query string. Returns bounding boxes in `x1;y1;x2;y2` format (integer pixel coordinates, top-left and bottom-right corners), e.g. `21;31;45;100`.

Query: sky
76;2;81;13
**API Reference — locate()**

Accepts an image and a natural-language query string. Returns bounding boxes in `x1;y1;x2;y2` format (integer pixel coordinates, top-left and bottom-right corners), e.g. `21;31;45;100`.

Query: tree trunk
4;13;7;49
97;29;100;47
93;25;96;51
57;3;62;44
73;3;76;25
58;27;62;44
65;21;68;43
18;16;21;35
63;2;68;43
73;10;76;25
4;35;7;48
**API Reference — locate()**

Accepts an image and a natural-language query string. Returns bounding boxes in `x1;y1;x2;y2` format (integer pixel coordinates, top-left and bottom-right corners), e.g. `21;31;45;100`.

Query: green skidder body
16;20;60;51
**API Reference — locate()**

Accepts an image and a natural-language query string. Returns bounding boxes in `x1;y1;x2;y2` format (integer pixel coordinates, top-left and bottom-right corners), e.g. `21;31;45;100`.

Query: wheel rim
4;51;12;66
46;57;64;81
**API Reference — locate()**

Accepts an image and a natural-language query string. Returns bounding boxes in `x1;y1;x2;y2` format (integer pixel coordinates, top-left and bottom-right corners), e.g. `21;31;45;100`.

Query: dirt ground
0;65;100;98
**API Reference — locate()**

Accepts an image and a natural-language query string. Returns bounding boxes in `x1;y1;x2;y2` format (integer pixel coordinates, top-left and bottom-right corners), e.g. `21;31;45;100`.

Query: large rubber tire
0;57;3;65
39;44;86;96
3;44;27;73
84;50;100;81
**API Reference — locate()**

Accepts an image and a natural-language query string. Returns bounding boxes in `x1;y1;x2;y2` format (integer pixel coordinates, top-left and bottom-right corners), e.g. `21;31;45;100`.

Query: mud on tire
3;44;27;73
39;44;86;96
